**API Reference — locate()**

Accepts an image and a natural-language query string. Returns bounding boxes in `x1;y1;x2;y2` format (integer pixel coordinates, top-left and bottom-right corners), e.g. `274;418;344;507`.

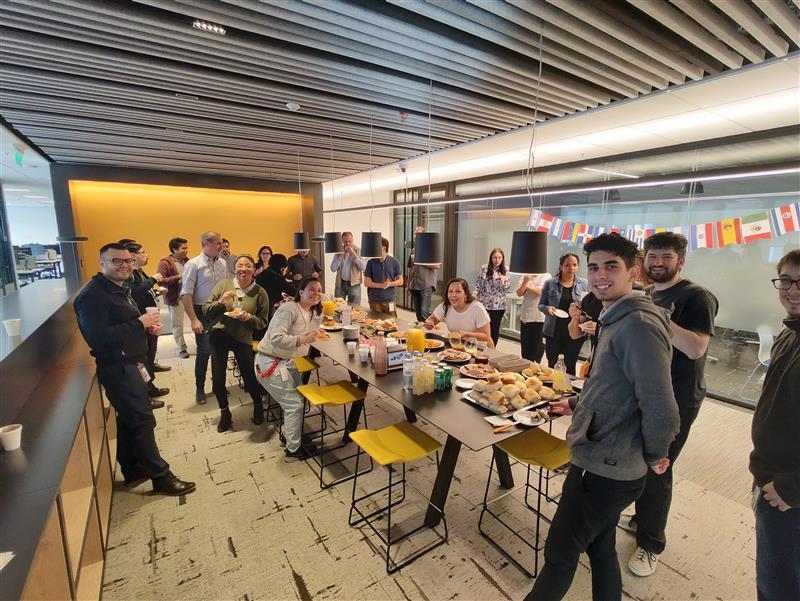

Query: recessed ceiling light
582;167;640;179
286;102;301;112
192;19;226;35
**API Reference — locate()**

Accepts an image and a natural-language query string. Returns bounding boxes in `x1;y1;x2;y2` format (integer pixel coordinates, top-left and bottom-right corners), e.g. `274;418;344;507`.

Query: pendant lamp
293;231;311;252
324;231;343;253
413;231;441;266
360;231;383;258
509;231;547;274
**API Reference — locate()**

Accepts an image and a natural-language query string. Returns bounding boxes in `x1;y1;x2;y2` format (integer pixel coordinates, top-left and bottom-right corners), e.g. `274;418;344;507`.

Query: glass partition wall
393;129;799;408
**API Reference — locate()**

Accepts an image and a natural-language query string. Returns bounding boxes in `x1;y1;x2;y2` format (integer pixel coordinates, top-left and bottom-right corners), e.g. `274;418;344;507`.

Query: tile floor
101;310;757;601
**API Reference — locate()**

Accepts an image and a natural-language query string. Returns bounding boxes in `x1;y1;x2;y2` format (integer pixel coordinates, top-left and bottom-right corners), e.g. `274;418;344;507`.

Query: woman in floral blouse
474;248;510;346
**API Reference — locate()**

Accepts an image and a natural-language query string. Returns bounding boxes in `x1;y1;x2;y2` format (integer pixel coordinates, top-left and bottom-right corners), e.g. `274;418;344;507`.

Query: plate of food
224;309;245;318
438;348;471;363
388;331;407;341
552;308;570;319
460;363;498;379
513;408;549;427
424;339;446;350
571;378;585;391
454;378;475;390
578;321;597;335
321;324;342;332
316;330;332;341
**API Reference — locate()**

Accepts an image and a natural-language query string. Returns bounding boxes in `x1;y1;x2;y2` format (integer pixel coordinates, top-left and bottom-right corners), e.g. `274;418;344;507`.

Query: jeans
633;403;701;554
487;309;505;347
520;321;545;363
96;362;171;482
336;280;362;306
209;330;262;411
755;493;800;601
525;467;646;601
255;355;304;452
168;302;186;353
193;305;212;390
410;287;432;321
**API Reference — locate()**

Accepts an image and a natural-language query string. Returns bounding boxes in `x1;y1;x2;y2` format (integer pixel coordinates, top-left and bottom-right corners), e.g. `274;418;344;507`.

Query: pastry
525;377;543;390
501;383;519;398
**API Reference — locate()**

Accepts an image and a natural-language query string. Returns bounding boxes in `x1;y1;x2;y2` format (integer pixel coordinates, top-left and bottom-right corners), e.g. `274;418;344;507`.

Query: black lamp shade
360;232;383;257
414;232;441;266
324;231;343;253
509;231;547;274
293;231;310;251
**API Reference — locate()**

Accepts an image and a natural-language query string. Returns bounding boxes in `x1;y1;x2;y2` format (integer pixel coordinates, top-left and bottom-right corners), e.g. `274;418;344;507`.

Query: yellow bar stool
348;421;448;574
478;427;570;578
297;380;371;489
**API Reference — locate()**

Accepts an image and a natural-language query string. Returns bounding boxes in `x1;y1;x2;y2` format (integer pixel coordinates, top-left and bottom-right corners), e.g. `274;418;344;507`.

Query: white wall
6;204;59;245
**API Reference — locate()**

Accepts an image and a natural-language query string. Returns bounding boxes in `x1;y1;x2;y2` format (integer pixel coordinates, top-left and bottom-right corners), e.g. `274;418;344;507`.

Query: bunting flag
690;223;715;250
561;221;574;242
769;203;800;236
574;223;589;245
550;218;567;239
537;212;554;232
716;218;742;247
740;212;772;244
528;208;541;228
669;226;685;236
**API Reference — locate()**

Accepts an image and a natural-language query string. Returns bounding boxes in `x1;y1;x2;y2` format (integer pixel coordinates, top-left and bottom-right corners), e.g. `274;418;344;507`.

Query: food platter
438;348;471;363
424;339;446;350
459;364;498;379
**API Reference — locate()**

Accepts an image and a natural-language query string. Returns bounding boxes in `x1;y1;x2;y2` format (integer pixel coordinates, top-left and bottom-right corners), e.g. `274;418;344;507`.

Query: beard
646;264;679;283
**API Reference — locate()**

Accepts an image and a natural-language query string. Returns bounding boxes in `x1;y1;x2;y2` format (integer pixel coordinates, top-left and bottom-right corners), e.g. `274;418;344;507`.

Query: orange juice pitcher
322;299;336;317
407;325;425;354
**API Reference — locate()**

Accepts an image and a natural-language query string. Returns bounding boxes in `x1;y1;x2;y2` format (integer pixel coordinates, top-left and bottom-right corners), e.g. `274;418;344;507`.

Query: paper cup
346;341;357;356
358;345;369;363
0;424;22;451
145;307;159;315
2;319;21;337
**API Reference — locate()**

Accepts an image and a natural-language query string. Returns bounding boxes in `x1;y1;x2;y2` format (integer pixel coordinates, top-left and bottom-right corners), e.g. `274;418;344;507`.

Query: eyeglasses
771;278;800;291
109;258;136;266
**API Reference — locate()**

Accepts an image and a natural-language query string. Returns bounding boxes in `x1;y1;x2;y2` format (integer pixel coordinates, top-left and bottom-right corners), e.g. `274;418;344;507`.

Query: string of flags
527;202;800;250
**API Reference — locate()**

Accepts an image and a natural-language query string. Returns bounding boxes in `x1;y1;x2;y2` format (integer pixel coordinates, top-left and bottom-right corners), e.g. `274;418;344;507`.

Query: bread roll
539;387;556;400
484;381;502;393
525;376;543;391
529;361;541;373
501;372;517;385
524;388;541;402
540;366;554;375
514;381;527;393
514;373;525;382
501;383;519;398
488;390;505;404
521;368;534;378
511;395;528;410
473;379;488;392
487;372;501;382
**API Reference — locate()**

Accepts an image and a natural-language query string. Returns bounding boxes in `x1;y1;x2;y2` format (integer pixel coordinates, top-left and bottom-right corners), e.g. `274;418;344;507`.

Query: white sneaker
617;514;637;533
628;546;659;577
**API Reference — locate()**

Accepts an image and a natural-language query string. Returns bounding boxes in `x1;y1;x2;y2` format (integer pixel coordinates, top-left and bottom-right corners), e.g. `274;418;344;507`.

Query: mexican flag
740;212;772;244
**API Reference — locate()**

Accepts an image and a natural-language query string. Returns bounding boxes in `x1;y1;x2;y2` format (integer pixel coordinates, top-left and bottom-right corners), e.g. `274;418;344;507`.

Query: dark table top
311;318;541;452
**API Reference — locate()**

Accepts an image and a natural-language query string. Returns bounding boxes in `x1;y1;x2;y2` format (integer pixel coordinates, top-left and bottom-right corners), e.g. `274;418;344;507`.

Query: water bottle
402;353;414;391
412;353;424;395
553;354;569;392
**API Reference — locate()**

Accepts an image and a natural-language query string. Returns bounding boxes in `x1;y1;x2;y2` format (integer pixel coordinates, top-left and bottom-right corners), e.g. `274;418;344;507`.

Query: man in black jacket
74;243;195;496
750;248;800;601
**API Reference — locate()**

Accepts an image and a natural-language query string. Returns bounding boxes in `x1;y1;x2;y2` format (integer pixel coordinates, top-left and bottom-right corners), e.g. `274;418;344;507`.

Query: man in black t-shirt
620;232;718;577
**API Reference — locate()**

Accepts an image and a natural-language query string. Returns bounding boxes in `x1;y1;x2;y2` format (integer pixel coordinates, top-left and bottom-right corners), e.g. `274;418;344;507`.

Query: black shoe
218;409;233;432
122;475;149;488
148;385;170;397
285;444;317;460
152;475;196;496
178;350;190;359
153;363;172;372
251;405;265;425
150;398;165;409
301;434;316;444
196;388;207;404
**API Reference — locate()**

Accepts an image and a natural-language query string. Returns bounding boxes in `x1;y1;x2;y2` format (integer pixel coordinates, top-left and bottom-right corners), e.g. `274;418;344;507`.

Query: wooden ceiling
1;0;798;182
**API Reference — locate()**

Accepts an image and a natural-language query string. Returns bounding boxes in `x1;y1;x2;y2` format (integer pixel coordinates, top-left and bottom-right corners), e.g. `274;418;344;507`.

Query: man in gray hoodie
525;233;679;601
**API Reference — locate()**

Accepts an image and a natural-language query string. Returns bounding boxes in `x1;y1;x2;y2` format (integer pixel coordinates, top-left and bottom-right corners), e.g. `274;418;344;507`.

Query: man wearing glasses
74;243;195;496
619;232;718;577
750;248;800;601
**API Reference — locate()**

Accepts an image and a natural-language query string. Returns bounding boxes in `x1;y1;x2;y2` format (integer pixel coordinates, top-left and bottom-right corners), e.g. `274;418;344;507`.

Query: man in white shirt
330;231;367;306
180;231;227;404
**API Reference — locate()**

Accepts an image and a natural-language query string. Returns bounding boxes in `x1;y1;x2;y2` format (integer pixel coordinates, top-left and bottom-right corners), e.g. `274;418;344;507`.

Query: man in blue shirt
364;237;403;315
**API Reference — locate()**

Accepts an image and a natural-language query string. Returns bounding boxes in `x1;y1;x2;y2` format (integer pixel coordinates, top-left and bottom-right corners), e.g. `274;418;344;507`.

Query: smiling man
618;232;719;577
526;233;678;601
750;248;800;601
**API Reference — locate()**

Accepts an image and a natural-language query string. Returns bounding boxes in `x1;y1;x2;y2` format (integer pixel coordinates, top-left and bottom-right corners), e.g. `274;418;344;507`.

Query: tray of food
361;317;398;332
438;348;471;363
521;361;555;383
462;371;558;415
459;363;499;379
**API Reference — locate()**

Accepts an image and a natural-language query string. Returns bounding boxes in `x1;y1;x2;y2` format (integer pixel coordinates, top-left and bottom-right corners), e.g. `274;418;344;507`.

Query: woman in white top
424;278;493;347
254;277;322;460
516;272;551;363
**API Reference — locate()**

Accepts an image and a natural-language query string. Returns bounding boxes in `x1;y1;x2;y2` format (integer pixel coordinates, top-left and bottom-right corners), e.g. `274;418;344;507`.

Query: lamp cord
297;149;303;231
329;133;336;231
524;25;545;218
368;118;375;232
426;78;433;229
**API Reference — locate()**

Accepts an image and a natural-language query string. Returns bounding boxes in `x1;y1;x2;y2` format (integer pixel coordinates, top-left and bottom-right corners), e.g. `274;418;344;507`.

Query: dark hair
583;233;639;268
556;253;580;282
117;238;136;246
169;237;187;253
293;276;323;316
122;242;142;254
234;254;255;267
222;238;230;245
442;278;475;317
381;237;390;252
643;232;688;260
255;245;273;269
485;247;506;277
99;242;128;257
777;249;800;274
269;253;288;272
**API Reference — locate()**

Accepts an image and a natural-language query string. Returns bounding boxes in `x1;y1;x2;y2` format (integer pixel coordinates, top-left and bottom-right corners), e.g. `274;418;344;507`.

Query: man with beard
619;231;718;577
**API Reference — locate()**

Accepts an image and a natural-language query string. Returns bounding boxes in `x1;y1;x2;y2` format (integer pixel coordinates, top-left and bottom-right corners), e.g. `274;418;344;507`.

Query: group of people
72;227;798;601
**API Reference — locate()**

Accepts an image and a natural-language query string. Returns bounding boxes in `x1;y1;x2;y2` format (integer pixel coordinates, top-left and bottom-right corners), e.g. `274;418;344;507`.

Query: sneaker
178;350;190;359
152;363;172;373
285;443;317;460
148;385;170;397
618;514;637;533
150;398;165;409
628;547;659;577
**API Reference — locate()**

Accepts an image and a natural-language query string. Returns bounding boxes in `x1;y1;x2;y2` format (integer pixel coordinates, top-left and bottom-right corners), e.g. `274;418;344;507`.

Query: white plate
572;379;585;390
321;324;342;331
552;308;569;319
513;409;547;427
578;321;597;334
454;378;475;390
224;311;244;317
459;364;499;379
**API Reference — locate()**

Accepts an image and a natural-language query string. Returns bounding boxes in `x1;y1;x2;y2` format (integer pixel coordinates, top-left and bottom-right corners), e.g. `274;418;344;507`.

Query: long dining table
309;315;547;528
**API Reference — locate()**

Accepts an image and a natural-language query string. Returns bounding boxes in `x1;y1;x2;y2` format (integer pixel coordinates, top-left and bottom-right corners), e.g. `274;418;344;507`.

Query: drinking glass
448;332;463;350
465;337;477;355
